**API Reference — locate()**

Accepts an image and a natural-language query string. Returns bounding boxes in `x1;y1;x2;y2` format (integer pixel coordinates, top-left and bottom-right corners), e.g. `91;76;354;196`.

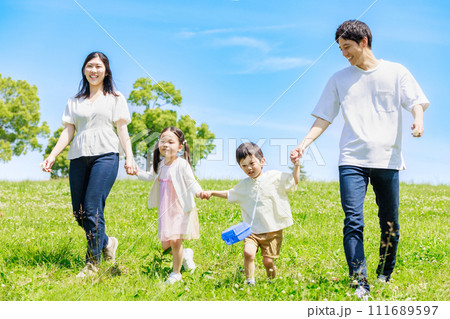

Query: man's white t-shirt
312;60;429;170
62;92;131;160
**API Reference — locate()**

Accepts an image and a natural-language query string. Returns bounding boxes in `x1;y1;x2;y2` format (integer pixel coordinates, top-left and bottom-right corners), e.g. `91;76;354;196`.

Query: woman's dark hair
335;20;372;48
153;126;192;173
236;142;264;164
75;51;118;99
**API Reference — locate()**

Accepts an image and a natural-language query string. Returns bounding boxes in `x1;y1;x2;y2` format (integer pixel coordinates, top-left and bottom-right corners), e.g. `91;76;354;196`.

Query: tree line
0;74;215;177
1;74;308;180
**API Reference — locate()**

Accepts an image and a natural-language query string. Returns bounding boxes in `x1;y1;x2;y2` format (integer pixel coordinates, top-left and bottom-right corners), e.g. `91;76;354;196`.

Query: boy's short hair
236;142;264;164
335;20;372;48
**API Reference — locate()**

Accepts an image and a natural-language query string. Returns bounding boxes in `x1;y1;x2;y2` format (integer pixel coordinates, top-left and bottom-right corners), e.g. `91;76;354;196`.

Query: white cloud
213;36;271;53
177;28;310;73
248;56;312;73
195;106;309;133
211;37;312;73
176;25;295;38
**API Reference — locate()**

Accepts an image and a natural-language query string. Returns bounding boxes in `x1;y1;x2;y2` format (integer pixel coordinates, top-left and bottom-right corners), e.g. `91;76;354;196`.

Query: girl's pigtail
153;142;161;173
183;141;192;168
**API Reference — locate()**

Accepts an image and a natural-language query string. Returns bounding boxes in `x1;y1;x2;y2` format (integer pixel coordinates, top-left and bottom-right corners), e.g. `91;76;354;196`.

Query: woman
42;51;138;277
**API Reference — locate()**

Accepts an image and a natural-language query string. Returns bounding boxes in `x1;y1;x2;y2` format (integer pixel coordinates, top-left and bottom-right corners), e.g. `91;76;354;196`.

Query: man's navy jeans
339;165;400;291
69;152;119;264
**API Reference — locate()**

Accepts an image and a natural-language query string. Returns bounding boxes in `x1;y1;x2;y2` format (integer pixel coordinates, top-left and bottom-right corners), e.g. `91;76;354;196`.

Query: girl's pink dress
158;164;199;242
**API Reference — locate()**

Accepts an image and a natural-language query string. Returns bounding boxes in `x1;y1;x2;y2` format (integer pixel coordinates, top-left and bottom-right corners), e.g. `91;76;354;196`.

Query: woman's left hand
124;157;138;175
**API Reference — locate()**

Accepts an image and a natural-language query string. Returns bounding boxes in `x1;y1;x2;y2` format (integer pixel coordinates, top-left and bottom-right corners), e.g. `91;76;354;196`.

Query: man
291;20;429;300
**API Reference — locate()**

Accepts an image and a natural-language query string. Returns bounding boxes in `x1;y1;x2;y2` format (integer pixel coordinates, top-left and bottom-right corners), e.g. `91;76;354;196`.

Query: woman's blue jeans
69;152;119;264
339;165;400;290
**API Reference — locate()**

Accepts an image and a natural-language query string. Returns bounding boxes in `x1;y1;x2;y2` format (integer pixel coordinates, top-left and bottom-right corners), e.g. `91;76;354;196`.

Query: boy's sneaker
103;237;118;263
76;262;98;278
165;272;183;285
377;275;389;283
182;248;196;272
246;278;255;286
354;286;370;301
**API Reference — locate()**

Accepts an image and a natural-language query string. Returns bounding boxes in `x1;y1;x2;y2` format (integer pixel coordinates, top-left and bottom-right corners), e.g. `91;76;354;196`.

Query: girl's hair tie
183;140;187;145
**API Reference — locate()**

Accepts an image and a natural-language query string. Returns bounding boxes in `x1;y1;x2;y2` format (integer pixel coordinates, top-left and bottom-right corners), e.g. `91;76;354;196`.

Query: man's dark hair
236;142;264;164
335;20;372;48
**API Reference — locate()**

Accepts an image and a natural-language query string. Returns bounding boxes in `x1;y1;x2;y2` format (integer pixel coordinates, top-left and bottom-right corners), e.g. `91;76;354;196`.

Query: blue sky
0;0;449;184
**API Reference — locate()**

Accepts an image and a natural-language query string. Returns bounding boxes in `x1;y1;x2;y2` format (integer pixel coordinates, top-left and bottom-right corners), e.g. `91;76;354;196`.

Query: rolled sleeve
400;67;430;112
227;188;238;204
182;161;203;195
113;93;131;125
227;181;247;204
137;169;156;182
280;172;297;193
311;76;340;123
62;100;74;125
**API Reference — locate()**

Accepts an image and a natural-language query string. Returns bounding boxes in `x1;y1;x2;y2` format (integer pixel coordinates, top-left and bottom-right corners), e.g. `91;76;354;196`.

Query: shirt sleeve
181;160;203;195
399;66;430;112
227;181;245;204
137;169;157;182
311;76;340;123
280;172;297;193
113;92;132;124
62;99;74;125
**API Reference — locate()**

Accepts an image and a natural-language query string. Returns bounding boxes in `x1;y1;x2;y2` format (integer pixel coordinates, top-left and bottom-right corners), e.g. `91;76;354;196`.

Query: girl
42;52;138;278
137;127;202;284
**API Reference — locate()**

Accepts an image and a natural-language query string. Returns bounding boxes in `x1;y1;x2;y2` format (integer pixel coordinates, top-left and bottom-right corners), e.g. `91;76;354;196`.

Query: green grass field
0;179;448;301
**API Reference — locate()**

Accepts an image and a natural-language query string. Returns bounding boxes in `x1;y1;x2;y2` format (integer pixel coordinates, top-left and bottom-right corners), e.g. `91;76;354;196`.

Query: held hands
290;146;304;166
290;150;301;166
124;157;138;175
197;191;212;200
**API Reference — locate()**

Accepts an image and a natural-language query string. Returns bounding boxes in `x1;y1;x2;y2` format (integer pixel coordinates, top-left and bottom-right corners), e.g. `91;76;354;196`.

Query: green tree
128;78;182;109
43;126;71;178
0;74;49;162
128;78;215;170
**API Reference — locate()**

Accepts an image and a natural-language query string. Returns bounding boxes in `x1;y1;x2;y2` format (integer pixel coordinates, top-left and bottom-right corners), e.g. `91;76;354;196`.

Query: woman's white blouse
62;92;131;160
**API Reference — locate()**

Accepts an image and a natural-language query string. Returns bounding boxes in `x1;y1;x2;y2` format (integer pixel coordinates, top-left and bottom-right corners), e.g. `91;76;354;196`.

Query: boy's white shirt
137;157;202;213
227;170;296;234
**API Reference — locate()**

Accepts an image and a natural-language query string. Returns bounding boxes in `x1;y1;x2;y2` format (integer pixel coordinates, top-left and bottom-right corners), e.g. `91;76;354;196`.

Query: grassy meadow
0;178;448;301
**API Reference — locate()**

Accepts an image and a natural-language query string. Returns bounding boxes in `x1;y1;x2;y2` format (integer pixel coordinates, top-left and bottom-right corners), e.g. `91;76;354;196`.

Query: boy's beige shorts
244;229;283;259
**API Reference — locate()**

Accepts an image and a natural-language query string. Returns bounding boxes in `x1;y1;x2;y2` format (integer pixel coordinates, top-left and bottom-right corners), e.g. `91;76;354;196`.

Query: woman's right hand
40;123;75;174
41;155;55;173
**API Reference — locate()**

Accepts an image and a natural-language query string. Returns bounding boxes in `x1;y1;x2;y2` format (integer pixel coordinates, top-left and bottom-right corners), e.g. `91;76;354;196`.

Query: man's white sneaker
354;286;370;301
377;275;389;283
103;237;118;263
165;272;183;285
76;262;98;278
182;248;196;272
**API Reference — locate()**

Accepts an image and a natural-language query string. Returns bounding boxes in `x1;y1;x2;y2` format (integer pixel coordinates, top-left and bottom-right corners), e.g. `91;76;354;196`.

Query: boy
201;142;300;284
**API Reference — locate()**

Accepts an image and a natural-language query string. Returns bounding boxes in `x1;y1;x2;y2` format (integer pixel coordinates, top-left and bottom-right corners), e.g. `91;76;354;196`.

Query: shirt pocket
374;90;396;113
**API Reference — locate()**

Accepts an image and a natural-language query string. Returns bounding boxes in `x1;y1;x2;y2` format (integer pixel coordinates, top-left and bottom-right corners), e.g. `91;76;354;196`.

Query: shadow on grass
3;239;83;269
214;266;246;288
141;250;172;280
